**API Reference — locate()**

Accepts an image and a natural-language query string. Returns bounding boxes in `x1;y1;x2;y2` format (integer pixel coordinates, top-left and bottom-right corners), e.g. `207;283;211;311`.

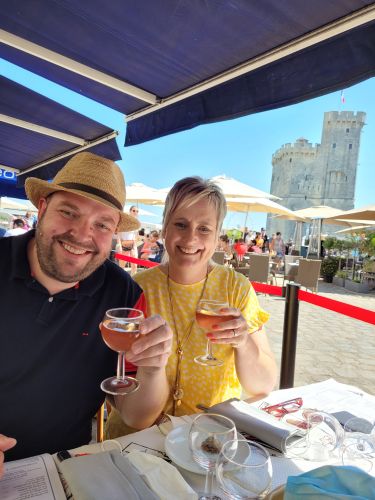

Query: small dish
164;424;204;474
165;423;245;475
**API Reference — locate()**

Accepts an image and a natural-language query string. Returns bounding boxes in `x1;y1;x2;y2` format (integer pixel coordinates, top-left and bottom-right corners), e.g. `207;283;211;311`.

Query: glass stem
205;340;214;360
204;469;215;497
117;352;126;380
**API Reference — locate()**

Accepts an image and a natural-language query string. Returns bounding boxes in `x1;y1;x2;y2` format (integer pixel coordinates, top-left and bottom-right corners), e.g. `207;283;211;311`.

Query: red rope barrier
298;289;375;325
113;256;374;325
251;282;284;296
114;253;159;268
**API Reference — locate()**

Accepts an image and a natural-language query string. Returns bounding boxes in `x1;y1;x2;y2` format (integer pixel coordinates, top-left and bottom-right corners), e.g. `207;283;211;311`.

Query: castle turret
267;111;366;240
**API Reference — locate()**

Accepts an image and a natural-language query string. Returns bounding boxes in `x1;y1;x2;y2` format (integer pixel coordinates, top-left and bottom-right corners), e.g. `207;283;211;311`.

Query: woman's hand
207;307;260;349
126;315;173;368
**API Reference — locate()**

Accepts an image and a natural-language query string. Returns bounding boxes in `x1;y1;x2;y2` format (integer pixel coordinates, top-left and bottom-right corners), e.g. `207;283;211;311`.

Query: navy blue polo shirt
0;231;142;461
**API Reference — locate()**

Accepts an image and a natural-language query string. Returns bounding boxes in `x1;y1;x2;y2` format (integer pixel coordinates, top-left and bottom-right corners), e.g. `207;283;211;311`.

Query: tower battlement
267;111;366;239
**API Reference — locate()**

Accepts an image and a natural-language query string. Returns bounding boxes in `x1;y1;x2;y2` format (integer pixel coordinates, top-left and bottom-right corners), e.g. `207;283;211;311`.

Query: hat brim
25;178;140;232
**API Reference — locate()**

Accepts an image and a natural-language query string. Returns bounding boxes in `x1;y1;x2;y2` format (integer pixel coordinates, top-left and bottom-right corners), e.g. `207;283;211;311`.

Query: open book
0;453;65;500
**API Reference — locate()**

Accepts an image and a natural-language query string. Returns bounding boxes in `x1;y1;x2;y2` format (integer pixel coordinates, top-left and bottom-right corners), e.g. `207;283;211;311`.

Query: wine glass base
101;376;139;395
194;355;224;367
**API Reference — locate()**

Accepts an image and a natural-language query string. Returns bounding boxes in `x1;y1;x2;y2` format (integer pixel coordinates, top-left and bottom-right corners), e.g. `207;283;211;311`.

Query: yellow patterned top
134;265;269;416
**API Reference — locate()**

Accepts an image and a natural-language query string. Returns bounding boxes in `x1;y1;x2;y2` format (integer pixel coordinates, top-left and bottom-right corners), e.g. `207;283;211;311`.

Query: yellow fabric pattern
134;265;269;416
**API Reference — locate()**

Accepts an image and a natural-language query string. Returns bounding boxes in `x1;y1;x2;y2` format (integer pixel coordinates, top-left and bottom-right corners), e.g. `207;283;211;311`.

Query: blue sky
1;58;374;230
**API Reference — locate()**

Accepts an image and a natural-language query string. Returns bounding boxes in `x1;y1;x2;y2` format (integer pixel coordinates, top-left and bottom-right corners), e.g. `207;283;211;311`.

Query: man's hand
0;435;17;478
126;314;173;368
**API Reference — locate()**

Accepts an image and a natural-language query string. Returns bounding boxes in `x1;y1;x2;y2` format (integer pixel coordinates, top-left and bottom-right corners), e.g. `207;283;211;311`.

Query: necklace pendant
173;388;184;401
177;347;183;356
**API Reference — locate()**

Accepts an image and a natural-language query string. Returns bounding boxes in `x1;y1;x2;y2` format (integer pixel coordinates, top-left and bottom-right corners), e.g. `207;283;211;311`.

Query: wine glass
283;410;344;461
100;307;144;395
341;417;375;472
195;299;232;366
216;439;273;499
189;413;237;500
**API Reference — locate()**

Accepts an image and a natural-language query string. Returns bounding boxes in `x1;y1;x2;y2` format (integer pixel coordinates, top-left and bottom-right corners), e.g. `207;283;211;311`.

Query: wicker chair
212;251;225;265
246;254;271;284
296;258;322;293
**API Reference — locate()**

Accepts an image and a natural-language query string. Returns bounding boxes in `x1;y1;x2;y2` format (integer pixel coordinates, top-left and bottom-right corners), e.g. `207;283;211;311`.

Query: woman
105;177;277;437
118;206;139;274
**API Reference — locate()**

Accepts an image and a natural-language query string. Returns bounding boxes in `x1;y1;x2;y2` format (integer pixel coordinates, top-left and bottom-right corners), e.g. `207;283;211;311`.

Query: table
63;379;375;497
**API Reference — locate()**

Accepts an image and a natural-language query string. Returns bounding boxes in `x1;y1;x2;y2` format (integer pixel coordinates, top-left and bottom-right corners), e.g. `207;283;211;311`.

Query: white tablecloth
66;379;375;495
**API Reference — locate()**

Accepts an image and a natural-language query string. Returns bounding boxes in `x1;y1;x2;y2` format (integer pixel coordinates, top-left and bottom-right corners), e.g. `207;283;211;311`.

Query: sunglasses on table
259;397;303;419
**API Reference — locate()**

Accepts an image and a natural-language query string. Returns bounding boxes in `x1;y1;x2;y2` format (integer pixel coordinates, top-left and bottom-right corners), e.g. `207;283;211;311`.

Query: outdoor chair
246;254;272;284
283;255;301;285
212;251;225;265
295;258;322;293
96;400;112;442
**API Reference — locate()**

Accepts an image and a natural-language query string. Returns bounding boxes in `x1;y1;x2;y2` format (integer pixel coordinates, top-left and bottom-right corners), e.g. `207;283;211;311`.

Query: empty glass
283;410;344;461
189;413;237;500
216;439;273;499
341;417;375;472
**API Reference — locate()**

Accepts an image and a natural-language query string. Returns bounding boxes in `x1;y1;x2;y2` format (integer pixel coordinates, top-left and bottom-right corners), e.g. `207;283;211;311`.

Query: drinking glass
189;413;237;500
216;439;273;499
195;300;232;366
100;307;143;395
283;410;344;461
341;417;375;472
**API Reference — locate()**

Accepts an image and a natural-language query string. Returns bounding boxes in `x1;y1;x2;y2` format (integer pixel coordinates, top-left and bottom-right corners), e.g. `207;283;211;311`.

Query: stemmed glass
195;300;233;366
216;439;273;499
189;413;237;500
341;417;375;472
100;307;143;395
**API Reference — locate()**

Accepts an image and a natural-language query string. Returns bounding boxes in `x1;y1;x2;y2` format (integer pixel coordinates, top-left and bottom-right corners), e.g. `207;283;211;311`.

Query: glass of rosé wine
100;307;143;395
195;299;233;367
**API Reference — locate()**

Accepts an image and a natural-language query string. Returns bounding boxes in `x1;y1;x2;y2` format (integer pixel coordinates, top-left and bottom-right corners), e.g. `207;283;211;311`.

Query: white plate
165;423;244;475
165;424;205;474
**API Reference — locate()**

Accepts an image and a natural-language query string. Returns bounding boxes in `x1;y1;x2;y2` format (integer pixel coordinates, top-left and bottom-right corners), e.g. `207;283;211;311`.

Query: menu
0;453;66;500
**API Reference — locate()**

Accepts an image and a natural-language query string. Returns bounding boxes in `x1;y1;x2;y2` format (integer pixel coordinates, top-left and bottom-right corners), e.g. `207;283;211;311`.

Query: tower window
346;128;349;133
332;143;336;149
349;144;352;150
289;158;292;163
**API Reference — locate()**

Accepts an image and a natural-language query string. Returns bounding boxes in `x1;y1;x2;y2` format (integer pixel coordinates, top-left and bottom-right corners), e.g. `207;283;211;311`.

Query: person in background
0;152;172;465
105;176;277;439
249;239;262;254
139;230;164;263
118;206;139;274
4;218;27;237
24;211;36;230
233;238;248;262
269;231;285;270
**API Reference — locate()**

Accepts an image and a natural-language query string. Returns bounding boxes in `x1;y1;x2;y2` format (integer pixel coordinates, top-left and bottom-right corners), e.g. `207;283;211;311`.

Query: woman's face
163;198;218;272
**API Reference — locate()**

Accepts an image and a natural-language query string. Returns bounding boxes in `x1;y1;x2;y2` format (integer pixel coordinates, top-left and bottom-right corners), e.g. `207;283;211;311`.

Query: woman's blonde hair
162;176;227;235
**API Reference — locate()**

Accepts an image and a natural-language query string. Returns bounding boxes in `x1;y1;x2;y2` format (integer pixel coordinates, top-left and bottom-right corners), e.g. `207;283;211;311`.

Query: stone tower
266;111;366;240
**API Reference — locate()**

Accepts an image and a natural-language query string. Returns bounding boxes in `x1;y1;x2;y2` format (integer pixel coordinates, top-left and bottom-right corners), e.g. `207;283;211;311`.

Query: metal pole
279;283;300;389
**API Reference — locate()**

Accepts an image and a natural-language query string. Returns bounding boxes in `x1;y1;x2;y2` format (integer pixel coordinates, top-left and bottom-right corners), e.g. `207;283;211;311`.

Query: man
0;152;172;467
4;218;27;237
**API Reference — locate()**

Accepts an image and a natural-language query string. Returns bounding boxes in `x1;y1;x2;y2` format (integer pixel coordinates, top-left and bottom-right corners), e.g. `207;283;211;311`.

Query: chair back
284;255;300;275
212;251;225;265
247;254;270;283
296;258;322;292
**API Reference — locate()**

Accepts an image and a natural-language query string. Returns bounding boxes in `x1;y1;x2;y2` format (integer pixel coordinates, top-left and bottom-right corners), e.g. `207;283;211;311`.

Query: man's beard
35;220;109;283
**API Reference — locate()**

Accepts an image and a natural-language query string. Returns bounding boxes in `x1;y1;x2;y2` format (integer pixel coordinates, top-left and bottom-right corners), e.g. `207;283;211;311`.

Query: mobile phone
331;411;360;428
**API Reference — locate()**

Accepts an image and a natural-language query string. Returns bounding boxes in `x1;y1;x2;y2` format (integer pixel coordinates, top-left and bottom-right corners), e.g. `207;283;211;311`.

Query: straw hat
25;152;140;232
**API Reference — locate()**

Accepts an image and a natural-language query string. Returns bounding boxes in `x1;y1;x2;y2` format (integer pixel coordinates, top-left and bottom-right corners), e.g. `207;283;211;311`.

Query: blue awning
0;76;121;197
0;0;374;147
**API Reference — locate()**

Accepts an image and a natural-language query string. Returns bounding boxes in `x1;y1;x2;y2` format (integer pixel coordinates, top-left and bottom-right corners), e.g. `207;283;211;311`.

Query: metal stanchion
279;283;300;389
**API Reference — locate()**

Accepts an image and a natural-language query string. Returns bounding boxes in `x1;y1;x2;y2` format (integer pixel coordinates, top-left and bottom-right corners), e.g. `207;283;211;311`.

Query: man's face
35;191;119;283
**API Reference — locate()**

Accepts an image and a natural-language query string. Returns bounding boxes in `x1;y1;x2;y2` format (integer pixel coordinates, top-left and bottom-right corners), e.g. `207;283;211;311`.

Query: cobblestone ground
258;280;375;396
